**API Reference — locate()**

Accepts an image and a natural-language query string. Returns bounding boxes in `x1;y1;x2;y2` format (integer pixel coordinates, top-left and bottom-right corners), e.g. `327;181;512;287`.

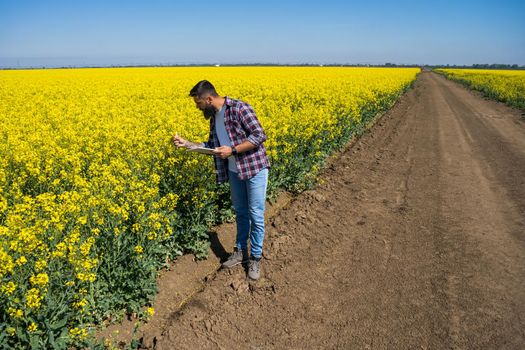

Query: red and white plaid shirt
203;96;270;184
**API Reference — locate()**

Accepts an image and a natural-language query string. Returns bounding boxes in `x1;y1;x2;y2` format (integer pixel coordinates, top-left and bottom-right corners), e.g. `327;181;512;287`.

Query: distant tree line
424;63;524;70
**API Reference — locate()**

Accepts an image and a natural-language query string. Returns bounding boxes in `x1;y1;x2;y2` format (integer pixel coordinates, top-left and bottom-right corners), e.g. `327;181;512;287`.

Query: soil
119;71;525;349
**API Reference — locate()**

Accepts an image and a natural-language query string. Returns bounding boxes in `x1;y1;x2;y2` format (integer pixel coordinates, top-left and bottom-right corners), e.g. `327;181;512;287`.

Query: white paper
187;147;216;155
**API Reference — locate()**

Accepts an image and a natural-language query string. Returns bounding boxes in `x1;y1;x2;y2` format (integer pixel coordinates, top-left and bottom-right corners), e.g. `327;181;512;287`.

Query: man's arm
234;140;257;153
238;103;267;147
172;134;207;149
214;139;255;159
173;120;215;149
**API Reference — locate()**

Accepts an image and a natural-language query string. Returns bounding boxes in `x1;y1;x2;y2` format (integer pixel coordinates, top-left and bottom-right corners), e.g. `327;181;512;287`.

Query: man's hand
172;133;189;148
214;146;232;159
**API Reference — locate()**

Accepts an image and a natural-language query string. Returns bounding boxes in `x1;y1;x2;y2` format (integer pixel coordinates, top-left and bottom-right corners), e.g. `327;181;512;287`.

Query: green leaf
29;334;40;350
49;317;68;331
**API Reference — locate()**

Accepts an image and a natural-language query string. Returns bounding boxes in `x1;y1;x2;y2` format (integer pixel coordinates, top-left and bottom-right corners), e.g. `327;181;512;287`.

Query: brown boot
221;247;249;268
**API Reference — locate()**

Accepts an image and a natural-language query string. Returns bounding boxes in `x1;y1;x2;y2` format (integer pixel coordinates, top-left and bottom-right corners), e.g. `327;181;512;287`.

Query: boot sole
221;260;248;268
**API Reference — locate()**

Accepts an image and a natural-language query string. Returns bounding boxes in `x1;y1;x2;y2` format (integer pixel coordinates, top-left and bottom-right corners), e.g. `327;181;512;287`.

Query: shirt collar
224;96;234;107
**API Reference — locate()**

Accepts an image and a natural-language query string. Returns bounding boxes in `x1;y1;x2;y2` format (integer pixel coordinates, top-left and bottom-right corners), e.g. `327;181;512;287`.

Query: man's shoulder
225;96;252;112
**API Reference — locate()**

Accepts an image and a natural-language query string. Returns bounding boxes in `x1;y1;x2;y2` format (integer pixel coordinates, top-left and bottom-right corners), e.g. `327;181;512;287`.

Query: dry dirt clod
204;319;212;333
230;279;249;293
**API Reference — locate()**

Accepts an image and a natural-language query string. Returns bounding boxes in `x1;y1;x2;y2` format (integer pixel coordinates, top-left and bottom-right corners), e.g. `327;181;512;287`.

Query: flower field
435;68;525;110
0;66;419;348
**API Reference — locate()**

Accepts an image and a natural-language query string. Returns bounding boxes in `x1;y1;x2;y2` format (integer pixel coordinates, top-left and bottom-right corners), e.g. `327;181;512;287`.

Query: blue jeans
228;167;269;258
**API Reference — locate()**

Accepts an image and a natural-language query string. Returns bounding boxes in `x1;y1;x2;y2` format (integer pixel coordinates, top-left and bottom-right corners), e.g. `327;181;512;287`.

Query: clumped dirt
139;72;525;349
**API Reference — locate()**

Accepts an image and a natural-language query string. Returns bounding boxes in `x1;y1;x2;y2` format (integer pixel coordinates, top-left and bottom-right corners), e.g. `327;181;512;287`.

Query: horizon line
2;62;525;70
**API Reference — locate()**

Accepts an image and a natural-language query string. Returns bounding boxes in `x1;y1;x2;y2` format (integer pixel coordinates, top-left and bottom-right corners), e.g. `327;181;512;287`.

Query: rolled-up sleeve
239;104;267;147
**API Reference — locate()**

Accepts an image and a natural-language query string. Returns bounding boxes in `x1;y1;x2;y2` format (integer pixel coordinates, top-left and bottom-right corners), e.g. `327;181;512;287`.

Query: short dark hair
189;80;218;98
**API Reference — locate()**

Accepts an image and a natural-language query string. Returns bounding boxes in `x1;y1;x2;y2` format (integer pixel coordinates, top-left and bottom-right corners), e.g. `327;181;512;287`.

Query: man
173;80;270;280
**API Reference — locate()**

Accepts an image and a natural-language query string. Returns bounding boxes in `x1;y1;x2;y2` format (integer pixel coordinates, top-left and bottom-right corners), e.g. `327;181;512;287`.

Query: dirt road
148;72;525;349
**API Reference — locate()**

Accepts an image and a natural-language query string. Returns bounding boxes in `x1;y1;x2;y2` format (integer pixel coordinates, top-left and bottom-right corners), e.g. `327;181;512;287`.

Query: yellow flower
79;241;92;256
146;307;155;317
72;298;88;309
69;326;88;340
26;288;42;309
76;272;96;282
16;255;27;265
30;272;49;287
27;322;38;333
7;327;16;336
147;232;157;240
134;245;144;254
35;260;47;271
0;248;14;278
8;307;24;319
2;281;16;295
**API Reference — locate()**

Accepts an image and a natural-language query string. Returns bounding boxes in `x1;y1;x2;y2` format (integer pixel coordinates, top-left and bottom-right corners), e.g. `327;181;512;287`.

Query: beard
202;105;216;120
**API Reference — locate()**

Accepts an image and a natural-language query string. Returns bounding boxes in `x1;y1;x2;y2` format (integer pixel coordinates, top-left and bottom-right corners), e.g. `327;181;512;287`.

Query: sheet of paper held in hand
187;147;216;155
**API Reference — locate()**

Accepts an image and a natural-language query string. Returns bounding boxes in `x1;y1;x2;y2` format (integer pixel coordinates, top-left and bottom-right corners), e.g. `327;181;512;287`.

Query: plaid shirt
202;96;270;184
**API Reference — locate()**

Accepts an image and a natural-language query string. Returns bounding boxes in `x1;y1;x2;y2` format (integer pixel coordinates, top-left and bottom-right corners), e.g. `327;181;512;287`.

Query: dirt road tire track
146;71;525;349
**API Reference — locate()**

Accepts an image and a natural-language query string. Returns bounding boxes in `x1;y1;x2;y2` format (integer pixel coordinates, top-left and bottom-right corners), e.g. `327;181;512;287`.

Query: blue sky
1;0;524;67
